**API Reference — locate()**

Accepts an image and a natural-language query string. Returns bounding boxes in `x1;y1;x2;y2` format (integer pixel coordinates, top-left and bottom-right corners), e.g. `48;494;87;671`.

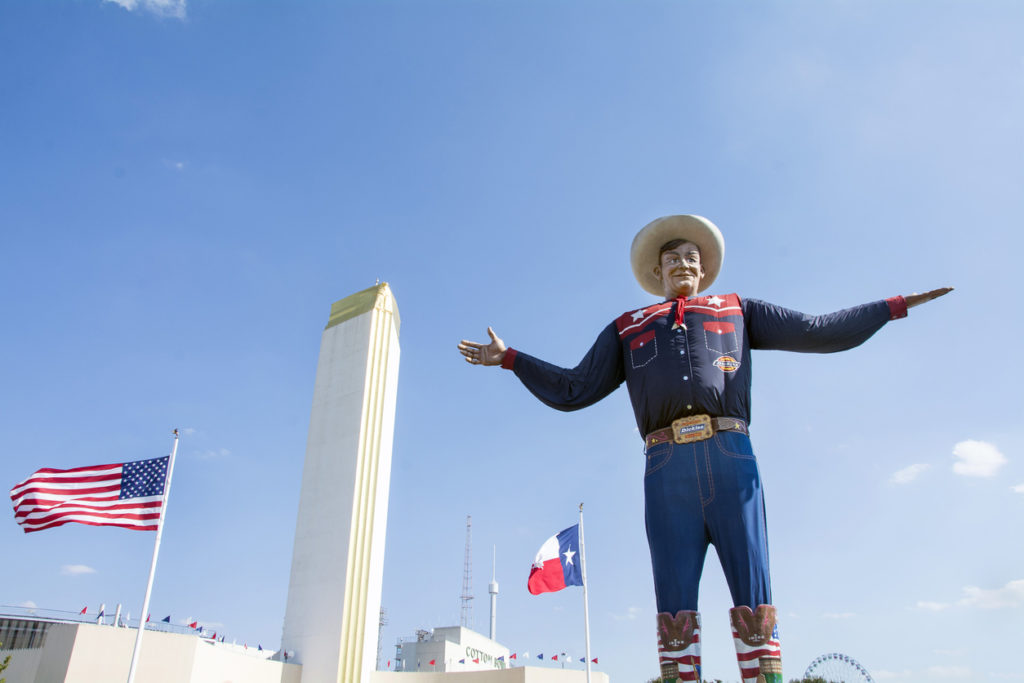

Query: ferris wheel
803;652;874;682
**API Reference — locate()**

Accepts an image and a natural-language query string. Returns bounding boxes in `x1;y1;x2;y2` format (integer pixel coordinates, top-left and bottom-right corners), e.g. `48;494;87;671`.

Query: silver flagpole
579;503;592;683
126;429;180;683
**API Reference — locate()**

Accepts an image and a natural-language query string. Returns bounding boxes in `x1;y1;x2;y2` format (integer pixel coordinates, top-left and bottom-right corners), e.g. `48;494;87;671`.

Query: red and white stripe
660;630;701;682
732;630;782;683
10;463;163;532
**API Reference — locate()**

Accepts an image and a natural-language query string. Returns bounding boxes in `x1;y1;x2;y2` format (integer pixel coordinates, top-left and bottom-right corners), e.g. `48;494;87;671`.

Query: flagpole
579;503;592;683
126;429;180;683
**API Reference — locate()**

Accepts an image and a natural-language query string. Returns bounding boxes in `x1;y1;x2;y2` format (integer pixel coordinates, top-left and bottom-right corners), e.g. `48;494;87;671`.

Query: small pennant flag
189;621;198;629
498;655;505;662
459;659;465;664
510;653;517;660
537;653;543;660
473;658;479;664
146;613;151;622
429;659;436;666
528;524;583;594
80;606;87;615
552;654;559;661
161;615;171;623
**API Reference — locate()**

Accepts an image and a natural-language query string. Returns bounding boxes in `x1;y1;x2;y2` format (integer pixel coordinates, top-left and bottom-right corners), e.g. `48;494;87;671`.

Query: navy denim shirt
502;294;906;438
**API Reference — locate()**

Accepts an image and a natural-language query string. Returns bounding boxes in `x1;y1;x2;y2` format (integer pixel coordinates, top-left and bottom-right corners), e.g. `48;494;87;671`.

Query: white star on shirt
562;547;576;566
706;295;724;307
631;310;644;322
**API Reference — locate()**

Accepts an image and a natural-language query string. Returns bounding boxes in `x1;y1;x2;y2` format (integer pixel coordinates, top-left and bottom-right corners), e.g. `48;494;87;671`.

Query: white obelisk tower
281;283;401;683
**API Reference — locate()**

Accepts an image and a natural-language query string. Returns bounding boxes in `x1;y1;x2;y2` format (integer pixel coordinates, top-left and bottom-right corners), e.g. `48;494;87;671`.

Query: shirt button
687;404;692;410
679;349;685;355
683;376;689;381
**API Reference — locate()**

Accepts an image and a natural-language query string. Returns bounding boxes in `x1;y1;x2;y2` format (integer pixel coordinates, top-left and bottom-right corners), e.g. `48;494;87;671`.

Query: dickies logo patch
713;355;740;372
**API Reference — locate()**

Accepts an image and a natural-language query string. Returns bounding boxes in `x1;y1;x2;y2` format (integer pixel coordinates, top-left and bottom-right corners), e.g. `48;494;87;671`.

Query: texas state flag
527;524;583;595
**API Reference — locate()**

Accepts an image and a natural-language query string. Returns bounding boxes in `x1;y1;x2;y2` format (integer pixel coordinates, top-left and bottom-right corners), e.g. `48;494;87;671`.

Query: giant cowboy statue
458;215;951;683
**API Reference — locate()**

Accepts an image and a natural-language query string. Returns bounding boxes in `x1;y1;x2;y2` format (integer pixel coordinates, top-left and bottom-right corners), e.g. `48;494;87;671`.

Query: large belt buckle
671;414;713;443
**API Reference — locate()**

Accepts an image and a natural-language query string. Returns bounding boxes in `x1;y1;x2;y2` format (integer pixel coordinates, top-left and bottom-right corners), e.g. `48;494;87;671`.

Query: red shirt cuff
501;348;518;370
886;296;908;320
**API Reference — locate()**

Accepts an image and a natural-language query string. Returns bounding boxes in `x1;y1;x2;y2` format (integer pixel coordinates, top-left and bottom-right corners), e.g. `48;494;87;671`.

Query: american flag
10;456;169;533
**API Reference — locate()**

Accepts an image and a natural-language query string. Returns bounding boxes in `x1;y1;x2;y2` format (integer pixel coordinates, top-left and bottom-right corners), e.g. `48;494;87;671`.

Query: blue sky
1;1;1021;681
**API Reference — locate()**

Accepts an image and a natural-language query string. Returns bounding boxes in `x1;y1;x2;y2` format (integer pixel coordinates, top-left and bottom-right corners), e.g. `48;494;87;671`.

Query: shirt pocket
703;321;739;356
629;330;658;368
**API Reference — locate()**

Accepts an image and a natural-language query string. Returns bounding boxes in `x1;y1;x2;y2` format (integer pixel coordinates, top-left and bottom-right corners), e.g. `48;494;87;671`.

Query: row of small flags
79;607;261;651
415;653;598;667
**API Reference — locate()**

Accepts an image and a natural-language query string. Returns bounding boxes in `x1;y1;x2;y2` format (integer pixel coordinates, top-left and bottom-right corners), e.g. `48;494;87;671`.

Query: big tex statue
458;215;950;683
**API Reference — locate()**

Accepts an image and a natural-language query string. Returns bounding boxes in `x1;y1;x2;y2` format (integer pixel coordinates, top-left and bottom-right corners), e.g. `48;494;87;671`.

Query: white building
396;626;510;673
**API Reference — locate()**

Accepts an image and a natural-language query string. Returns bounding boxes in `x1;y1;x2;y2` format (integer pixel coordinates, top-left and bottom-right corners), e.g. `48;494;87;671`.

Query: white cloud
926;665;973;678
18;600;38;608
821;611;855;619
61;564;96;576
104;0;186;19
916;601;950;611
889;463;930;484
952;440;1007;477
957;579;1024;609
612;606;643;621
1012;483;1024;493
180;427;197;436
194;448;231;460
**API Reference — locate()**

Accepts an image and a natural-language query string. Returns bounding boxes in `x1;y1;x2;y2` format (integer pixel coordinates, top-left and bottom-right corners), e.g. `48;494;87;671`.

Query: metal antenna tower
460;515;474;628
376;607;387;671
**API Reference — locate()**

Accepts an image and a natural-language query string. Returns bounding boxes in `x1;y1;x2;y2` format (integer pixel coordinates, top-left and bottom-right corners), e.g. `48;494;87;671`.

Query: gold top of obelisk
325;282;401;333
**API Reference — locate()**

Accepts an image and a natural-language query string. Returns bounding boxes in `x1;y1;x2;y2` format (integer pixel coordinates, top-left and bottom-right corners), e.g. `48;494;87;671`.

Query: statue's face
653;241;704;299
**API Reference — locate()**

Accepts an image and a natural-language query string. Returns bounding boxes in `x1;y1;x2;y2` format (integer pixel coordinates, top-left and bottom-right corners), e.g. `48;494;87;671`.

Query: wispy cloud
957;579;1024;609
1012;483;1024;493
916;601;950;611
874;670;913;680
926;665;973;678
104;0;186;19
952;440;1006;477
18;600;37;608
889;463;930;484
194;448;231;460
61;564;97;576
612;606;643;621
821;611;855;619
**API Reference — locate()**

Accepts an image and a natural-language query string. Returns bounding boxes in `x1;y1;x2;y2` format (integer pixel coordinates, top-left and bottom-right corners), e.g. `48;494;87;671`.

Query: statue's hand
905;287;953;309
458;327;507;366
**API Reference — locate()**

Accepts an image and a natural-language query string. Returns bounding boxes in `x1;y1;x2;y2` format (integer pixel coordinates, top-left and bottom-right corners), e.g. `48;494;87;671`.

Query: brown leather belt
645;414;748;448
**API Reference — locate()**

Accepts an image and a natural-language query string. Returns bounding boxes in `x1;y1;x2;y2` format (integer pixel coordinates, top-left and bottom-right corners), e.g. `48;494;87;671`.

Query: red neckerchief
674;296;687;328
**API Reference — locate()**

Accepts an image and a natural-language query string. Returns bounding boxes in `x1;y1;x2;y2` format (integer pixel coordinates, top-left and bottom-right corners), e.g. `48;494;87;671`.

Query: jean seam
713;433;756;459
700;439;715;508
644;444;672;477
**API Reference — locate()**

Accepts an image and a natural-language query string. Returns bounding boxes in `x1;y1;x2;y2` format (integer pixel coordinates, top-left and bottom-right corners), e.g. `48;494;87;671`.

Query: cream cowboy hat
630;214;725;296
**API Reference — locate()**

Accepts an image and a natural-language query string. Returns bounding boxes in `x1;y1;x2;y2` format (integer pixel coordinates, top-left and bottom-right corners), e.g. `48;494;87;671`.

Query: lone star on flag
562;547;576;565
706;295;725;307
631;310;645;321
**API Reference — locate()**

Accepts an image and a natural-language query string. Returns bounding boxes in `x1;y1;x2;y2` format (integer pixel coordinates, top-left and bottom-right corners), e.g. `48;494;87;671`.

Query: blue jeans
643;431;772;612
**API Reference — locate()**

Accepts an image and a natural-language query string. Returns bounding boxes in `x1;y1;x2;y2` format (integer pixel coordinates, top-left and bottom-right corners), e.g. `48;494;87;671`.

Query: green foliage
0;639;10;683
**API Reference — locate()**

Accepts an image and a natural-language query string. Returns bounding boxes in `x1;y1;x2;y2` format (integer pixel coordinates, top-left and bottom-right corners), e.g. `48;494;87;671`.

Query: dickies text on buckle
671;414;713;443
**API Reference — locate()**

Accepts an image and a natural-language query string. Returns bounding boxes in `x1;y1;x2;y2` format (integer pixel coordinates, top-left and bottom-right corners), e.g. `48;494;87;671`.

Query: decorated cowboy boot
729;604;782;683
656;610;701;682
